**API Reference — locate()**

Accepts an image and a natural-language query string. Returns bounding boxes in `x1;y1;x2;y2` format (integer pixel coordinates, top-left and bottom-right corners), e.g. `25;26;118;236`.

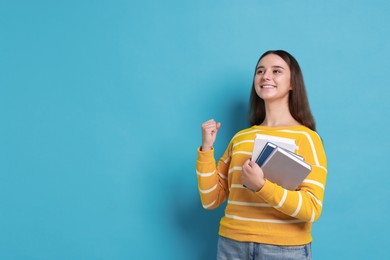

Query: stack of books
251;134;311;190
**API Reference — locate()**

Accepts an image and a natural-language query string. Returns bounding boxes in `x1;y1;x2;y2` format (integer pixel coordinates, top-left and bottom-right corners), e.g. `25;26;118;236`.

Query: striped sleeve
255;131;327;222
196;143;232;210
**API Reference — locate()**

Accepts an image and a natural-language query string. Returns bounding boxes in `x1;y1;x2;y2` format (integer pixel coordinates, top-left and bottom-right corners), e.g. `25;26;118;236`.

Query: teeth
261;85;275;89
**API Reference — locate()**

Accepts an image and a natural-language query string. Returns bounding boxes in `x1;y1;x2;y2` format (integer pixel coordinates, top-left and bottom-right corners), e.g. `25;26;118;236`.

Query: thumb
216;122;221;131
243;159;251;167
248;160;257;168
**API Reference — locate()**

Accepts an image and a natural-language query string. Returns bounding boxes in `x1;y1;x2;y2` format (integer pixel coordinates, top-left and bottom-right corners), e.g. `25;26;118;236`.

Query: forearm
196;148;229;210
256;165;327;222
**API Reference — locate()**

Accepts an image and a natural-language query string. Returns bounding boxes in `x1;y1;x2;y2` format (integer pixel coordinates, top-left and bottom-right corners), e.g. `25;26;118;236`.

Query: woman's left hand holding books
241;159;266;192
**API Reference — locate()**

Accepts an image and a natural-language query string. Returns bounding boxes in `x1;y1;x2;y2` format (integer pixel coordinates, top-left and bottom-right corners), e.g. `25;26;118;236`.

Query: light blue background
1;0;389;259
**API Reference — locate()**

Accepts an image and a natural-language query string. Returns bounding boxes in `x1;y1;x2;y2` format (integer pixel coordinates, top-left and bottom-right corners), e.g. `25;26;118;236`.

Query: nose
262;70;272;81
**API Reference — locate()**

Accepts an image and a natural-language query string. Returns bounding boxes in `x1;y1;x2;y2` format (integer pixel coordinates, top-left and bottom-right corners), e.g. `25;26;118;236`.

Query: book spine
255;142;276;167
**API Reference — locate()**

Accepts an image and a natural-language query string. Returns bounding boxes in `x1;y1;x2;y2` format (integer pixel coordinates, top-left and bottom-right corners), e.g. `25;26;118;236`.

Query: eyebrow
256;65;286;70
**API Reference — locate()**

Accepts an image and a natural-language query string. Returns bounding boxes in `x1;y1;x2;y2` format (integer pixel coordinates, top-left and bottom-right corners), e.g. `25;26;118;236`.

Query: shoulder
276;125;325;153
293;126;327;165
298;126;324;146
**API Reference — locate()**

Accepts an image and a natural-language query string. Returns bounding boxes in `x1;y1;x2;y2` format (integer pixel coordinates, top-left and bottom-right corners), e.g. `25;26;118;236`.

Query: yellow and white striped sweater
196;125;327;245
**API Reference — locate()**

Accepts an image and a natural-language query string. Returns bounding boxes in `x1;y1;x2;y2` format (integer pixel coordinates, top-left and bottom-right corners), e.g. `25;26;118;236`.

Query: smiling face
254;53;292;103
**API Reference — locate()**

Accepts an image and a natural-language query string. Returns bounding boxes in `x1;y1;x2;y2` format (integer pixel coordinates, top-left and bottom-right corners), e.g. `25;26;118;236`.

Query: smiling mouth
260;85;276;89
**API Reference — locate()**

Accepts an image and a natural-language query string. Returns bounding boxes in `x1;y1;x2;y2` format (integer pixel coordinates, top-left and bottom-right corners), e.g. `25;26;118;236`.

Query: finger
204;119;216;125
241;161;250;174
242;161;248;170
249;161;261;171
201;122;213;129
205;123;220;134
202;120;217;129
244;159;251;167
212;122;221;134
248;160;256;167
202;124;216;133
201;119;214;126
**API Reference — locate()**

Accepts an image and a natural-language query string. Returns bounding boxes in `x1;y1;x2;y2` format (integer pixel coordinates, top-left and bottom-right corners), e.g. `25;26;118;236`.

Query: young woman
196;50;327;259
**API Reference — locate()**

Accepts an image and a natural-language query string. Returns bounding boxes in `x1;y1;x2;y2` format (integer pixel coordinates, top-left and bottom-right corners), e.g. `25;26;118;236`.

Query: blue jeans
217;236;312;260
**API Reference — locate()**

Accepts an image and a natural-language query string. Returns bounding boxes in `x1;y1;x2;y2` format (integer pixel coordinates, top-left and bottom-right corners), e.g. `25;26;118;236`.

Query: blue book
255;142;277;167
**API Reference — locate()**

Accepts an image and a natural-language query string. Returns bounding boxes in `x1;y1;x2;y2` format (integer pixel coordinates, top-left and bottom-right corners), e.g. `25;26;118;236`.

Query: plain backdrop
1;0;389;259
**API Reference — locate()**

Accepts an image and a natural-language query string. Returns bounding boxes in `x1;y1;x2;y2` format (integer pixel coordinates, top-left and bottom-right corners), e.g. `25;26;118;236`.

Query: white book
251;134;297;161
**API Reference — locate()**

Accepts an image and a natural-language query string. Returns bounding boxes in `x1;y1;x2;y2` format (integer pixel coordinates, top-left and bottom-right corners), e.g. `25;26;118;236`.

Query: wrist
256;178;266;192
201;145;212;151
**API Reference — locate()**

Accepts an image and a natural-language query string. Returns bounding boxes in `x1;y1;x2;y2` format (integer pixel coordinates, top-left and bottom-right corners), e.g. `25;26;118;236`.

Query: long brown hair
248;50;316;131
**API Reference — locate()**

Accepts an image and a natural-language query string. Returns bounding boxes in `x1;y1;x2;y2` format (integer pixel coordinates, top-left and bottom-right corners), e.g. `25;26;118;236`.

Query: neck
261;99;300;127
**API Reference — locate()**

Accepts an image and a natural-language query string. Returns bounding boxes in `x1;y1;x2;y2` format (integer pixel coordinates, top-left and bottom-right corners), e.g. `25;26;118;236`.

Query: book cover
256;146;312;190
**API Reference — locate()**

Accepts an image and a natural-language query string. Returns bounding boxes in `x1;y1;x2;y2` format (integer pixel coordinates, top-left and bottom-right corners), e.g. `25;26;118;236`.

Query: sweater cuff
255;179;276;201
197;147;215;163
